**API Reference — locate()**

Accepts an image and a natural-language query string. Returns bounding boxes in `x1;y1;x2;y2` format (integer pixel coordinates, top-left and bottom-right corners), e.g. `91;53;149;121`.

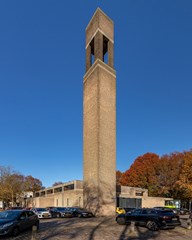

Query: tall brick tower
83;8;116;216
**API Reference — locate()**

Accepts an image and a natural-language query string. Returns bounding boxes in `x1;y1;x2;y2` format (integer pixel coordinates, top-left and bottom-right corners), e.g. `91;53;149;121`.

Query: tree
0;166;25;206
156;152;184;198
52;181;63;187
120;153;160;196
0;167;42;207
177;150;192;199
24;175;42;192
0;166;12;205
116;171;123;185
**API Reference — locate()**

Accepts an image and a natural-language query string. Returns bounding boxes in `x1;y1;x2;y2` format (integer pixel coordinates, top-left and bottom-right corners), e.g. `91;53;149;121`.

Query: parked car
61;207;94;218
69;207;94;218
124;207;136;213
59;208;74;218
48;207;68;218
46;207;57;217
31;208;52;219
154;206;178;215
0;210;39;237
116;208;181;231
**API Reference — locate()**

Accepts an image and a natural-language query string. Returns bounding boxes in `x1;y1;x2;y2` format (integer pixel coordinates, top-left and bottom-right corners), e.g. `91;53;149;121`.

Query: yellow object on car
116;207;126;214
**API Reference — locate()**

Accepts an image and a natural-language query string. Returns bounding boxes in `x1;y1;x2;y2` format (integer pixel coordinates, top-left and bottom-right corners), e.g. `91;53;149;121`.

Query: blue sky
0;1;192;187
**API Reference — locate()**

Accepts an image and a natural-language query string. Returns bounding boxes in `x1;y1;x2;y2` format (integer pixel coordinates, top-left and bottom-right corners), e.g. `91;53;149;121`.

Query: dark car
69;207;94;218
116;208;181;231
154;206;179;215
46;207;57;218
48;207;68;218
60;207;94;218
0;210;39;237
124;207;136;213
59;208;74;218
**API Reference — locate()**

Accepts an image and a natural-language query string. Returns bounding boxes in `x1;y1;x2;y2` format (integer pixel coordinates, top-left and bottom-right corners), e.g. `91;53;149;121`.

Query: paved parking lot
1;216;192;240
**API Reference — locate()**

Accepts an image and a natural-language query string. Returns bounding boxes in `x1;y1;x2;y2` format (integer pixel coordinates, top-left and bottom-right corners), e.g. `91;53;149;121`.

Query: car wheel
12;227;20;237
146;221;159;231
56;213;61;218
116;217;126;225
78;214;82;218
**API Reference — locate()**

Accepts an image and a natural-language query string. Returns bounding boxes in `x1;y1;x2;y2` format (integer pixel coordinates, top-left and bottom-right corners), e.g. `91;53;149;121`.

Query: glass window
27;211;35;217
64;184;74;191
20;212;27;219
133;209;142;214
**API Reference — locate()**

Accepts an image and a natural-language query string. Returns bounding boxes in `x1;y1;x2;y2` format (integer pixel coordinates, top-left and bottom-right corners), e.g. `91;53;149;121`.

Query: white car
32;208;52;219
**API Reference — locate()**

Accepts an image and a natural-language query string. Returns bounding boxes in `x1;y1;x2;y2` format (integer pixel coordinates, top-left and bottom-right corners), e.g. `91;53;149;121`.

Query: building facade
117;186;173;209
33;182;172;209
33;180;83;208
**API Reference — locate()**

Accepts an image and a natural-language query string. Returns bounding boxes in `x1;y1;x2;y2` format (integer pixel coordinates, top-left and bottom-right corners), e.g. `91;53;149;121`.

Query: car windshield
64;208;75;212
159;210;174;214
0;211;20;219
57;208;66;211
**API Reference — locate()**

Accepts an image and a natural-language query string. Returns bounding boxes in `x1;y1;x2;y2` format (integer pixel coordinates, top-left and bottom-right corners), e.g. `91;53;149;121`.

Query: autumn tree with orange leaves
118;151;191;199
156;152;185;198
120;153;160;196
116;170;123;186
177;150;192;199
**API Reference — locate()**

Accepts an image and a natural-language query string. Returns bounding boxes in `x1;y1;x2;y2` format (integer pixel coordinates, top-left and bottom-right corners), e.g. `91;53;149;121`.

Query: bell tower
83;8;116;216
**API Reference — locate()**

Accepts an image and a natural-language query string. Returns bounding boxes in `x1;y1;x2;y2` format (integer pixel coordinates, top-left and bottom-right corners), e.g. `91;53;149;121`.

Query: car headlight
0;222;14;229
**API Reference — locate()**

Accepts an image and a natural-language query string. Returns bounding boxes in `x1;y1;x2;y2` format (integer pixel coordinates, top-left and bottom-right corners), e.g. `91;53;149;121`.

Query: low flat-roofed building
32;181;172;210
33;180;83;208
117;185;173;209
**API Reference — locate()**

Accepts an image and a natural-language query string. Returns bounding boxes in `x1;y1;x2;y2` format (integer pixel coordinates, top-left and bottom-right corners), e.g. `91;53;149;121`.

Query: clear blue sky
0;1;192;187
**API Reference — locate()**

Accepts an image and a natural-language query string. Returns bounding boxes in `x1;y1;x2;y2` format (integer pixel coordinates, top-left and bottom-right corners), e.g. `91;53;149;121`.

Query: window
90;38;94;65
136;192;143;196
103;36;109;64
20;212;27;219
40;191;45;197
47;189;53;194
64;184;74;191
27;211;35;217
147;209;157;214
133;209;142;214
54;187;62;193
35;192;40;197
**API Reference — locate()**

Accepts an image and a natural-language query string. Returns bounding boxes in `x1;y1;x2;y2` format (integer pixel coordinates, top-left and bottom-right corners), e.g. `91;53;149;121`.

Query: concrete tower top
86;8;114;47
85;8;114;72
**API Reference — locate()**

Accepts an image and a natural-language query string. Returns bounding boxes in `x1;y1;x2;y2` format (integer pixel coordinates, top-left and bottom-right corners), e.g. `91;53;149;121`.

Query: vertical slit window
91;54;95;65
90;38;94;66
103;36;109;64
